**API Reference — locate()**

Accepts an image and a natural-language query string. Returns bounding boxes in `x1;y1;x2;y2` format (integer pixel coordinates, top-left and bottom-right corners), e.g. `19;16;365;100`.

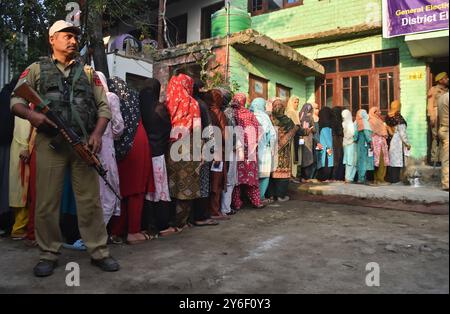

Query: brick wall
153;46;228;99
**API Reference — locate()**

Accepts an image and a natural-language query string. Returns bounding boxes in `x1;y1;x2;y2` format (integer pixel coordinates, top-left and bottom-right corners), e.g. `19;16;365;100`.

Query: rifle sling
70;64;89;140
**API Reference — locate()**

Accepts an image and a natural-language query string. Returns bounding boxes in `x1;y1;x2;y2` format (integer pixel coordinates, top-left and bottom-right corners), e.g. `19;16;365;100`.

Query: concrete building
162;0;448;165
113;0;448;168
153;29;324;100
235;0;448;164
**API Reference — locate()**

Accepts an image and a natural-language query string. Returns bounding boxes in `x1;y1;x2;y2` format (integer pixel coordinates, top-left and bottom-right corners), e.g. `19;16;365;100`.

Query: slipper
63;239;87;251
193;219;219;227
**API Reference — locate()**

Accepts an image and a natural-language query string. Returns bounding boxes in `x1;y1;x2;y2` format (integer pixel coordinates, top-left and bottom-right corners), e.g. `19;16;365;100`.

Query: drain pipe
225;0;231;84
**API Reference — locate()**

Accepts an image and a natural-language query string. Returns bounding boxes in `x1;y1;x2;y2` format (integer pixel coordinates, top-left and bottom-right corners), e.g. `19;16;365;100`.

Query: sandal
109;235;124;245
141;230;156;240
159;227;179;237
11;234;27;241
261;198;274;205
192;219;219;227
126;231;152;245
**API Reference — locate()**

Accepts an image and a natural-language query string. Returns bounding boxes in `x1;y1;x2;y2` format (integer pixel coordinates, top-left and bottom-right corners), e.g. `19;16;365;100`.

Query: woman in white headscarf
342;109;357;183
95;71;124;225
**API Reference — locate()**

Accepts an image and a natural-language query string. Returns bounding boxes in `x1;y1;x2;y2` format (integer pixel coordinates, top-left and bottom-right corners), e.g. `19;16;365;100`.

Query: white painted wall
0;34;27;88
0;45;11;89
107;53;153;81
166;0;226;43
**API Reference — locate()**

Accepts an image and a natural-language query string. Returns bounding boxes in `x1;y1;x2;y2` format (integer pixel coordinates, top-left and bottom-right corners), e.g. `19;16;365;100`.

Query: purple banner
383;0;449;38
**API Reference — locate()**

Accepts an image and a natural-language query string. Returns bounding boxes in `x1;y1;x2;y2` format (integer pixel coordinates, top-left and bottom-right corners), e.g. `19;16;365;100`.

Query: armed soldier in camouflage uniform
10;20;120;277
438;92;449;191
427;72;449;165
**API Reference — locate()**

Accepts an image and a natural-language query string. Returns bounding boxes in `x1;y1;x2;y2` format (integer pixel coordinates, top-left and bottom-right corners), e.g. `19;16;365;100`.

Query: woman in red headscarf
230;93;265;209
165;73;202;229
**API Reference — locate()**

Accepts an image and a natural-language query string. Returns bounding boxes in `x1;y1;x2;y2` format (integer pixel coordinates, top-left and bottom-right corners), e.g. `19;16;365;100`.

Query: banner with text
382;0;449;38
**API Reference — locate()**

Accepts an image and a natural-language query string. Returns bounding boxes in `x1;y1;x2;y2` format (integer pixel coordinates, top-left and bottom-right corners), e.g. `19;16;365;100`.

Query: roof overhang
229;30;324;77
405;30;449;58
155;29;324;77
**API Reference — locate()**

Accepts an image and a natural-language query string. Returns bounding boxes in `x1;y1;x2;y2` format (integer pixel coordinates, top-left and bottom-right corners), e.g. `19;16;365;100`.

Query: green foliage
0;0;67;75
0;0;155;76
230;79;241;95
194;48;240;92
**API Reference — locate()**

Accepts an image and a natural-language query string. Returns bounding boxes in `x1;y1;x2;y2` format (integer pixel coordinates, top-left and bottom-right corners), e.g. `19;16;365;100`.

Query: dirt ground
0;198;448;294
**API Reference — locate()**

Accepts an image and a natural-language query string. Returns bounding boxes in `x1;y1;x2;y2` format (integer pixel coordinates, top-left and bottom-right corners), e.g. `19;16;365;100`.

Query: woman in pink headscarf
231;93;265;209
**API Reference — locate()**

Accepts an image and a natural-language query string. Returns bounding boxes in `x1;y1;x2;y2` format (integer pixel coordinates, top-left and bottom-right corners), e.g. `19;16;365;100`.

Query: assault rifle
14;82;121;200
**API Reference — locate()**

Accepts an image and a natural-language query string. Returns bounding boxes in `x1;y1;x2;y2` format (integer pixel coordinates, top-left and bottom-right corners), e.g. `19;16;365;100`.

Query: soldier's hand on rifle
28;111;57;130
88;132;103;154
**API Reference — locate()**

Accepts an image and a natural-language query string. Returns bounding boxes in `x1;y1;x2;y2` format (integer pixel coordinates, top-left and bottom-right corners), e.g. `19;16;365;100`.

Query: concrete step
297;181;449;205
404;164;442;188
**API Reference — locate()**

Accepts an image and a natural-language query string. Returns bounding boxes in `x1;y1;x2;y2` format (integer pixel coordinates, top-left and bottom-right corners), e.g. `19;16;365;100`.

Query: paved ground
0;197;448;294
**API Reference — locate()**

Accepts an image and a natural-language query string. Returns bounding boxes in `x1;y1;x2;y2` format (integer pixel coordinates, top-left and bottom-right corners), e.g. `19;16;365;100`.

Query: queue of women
1;71;410;248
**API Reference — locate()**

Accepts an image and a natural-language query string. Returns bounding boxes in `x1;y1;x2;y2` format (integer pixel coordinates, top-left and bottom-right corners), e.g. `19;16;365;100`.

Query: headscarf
206;89;227;132
96;71;123;140
299;103;314;127
166;73;201;138
369;107;388;137
108;76;140;161
216;87;232;109
139;78;171;156
230;93;247;109
250;98;275;139
331;106;344;137
232;93;259;130
312;103;320;123
342;109;355;146
250;98;277;167
318;107;332;129
285;96;300;125
231;93;260;159
356;109;371;132
96;71;109;92
385;100;407;129
271;98;295;133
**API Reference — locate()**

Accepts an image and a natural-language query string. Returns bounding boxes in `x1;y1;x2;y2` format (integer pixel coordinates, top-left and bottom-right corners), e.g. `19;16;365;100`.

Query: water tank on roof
211;6;252;38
